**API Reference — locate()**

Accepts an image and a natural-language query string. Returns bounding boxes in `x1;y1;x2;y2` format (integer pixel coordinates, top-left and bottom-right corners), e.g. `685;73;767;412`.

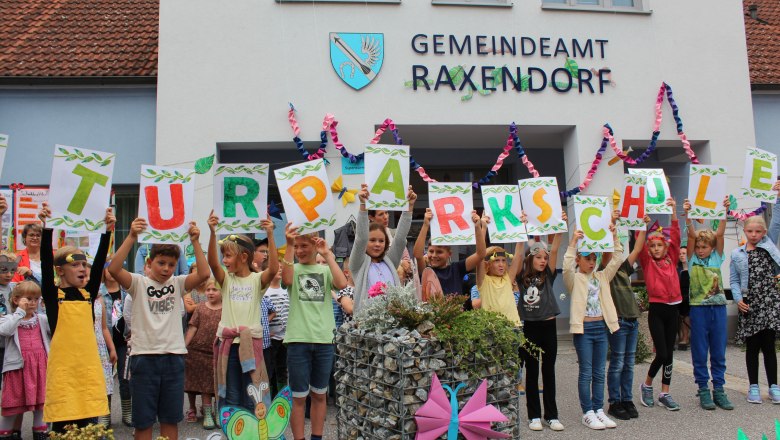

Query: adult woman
12;224;43;284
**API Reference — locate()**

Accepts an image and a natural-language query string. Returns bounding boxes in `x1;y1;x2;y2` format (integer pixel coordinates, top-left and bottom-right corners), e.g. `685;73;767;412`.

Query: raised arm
281;223;296;287
206;210;225;286
562;230;583;292
386;187;416;267
316;238;347;290
413;208;432;275
87;208;116;297
109;218;146;290
37;203;58;328
714;196;728;255
350;185;371;275
602;225;625;281
507;241;525;280
683;199;697;259
769;181;780;245
184;222;209;292
628;215;651;266
465;211;487;272
260;218;279;287
549;210;567;271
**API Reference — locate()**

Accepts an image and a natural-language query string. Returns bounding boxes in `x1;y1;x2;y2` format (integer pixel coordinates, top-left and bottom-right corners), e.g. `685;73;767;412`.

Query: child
413;208;485;296
475;218;520;326
730;181;780;404
602;212;649;421
207;212;278;412
184;278;221;430
0;282;50;440
350;184;415;312
683;197;733;410
0;251;17;378
104;263;133;427
517;229;565;432
265;265;290;399
677;247;690;351
94;287;117;428
38;203;114;432
638;198;682;411
282;224;348;440
107;218;209;440
564;226;624;430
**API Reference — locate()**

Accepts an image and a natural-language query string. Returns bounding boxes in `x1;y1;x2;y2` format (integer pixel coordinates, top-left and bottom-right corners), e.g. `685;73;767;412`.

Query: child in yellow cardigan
563;225;624;431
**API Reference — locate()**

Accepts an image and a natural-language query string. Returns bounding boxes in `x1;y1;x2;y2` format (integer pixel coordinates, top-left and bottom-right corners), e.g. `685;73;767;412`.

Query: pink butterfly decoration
414;373;510;440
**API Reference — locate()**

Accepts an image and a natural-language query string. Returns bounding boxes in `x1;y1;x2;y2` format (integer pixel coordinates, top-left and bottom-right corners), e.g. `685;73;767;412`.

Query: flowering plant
367;281;386;298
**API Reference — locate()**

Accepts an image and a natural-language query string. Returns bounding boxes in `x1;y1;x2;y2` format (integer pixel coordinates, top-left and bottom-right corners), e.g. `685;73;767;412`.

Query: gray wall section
753;93;780;156
0;87;157;185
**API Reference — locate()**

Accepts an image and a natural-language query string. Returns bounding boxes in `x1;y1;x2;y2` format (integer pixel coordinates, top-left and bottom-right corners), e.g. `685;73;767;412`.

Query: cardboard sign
341;156;364;175
213;163;269;234
0;189;13;251
365;144;410;211
573;195;613;252
688;165;728;220
428;182;474;246
14;187;48;251
0;134;8;180
138;165;195;244
617;174;647;231
48;145;115;233
480;185;527;243
741;147;777;203
517;177;566;236
628;168;672;214
275;159;336;234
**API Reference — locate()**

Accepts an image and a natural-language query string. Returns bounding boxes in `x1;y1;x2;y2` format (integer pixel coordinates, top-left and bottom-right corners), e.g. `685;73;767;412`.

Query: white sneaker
528;418;543;431
582;411;606;430
595;409;617;429
545;419;565;431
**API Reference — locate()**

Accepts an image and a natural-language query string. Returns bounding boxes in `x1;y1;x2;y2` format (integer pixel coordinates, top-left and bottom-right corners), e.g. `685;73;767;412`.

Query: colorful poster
741;147;777;203
365;144;410;211
0;134;7;180
14;187;48;251
428;182;474;246
213;163;269;234
573;195;614;252
517;177;566;236
137;165;196;244
275;159;336;234
617;174;647;231
628;168;672;214
48;145;115;233
688;165;728;220
480;185;527;243
0;189;12;251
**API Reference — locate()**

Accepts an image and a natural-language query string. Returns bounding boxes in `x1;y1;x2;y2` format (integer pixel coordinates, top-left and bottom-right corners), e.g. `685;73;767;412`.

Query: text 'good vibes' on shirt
128;273;188;355
220;272;268;340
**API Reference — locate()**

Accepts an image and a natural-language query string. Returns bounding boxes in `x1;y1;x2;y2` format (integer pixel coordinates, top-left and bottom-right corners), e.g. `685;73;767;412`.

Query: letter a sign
48;145;115;233
365;144;409;211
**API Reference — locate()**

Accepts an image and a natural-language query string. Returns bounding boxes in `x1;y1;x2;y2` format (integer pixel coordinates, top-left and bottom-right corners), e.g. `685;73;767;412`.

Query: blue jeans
129;354;185;429
287;343;335;398
690;305;727;389
224;344;255;411
607;318;638;403
573;320;608;413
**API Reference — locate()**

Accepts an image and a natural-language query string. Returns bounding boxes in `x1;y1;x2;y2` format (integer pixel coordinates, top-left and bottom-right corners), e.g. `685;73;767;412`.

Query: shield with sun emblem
329;32;384;91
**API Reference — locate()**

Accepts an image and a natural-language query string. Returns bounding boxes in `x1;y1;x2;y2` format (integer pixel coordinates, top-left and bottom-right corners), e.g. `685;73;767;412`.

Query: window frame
541;0;651;14
432;0;513;7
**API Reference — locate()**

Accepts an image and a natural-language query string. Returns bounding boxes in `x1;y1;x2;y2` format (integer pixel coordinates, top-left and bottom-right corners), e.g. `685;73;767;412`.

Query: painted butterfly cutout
220;385;292;440
331;175;358;207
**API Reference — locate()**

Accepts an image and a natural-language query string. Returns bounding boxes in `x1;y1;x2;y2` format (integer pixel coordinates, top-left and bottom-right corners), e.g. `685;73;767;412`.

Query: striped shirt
264;287;289;341
260;297;276;349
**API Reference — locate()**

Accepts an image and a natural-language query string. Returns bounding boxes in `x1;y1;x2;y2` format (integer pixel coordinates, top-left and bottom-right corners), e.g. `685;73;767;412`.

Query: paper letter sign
48;145;115;233
741;147;777;203
365;144;410;211
518;177;566;236
275;159;336;234
628;169;672;214
617;174;647;231
481;185;527;243
574;195;613;252
213;163;269;233
429;183;474;245
138;165;195;244
688;165;727;220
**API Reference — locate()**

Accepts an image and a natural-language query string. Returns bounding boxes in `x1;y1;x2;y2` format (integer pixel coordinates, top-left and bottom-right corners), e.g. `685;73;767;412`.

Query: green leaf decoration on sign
481;186;517;195
214;164;269;176
741;187;775;202
140;230;189;243
691;166;727;176
689;207;725;219
194;154;215;174
364;146;410;157
216;219;265;232
298;215;337;233
141;168;195;184
54;148;114;167
748;148;776;161
527;221;567;234
625;175;646;185
276;161;325;181
429;184;470;194
48;216;106;232
367;200;407;209
492;231;528;241
616;218;645;229
431;233;475;244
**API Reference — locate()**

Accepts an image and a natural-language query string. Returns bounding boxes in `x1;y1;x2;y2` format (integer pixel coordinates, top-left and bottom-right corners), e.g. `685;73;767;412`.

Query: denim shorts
287;343;334;398
129;354;185;428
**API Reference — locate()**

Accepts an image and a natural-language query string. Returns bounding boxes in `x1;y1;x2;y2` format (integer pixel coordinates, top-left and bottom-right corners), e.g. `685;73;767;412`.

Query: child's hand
38;202;51;226
643;214;651;224
313;237;331;257
666;197;676;210
520;210;528;224
609;223;617;234
611;209;620;223
570;230;584;245
423;208;433;226
104;207;116;232
260;218;274;235
682;199;691;213
722;195;731;210
358;184;369;204
129;218;147;238
109;347;118;364
481;214;491;226
17;297;29;311
561;211;568;222
407;186;417;206
471;210;480;225
284;222;298;244
774;180;780;196
207;210;219;233
184;296;195;309
188;222;200;242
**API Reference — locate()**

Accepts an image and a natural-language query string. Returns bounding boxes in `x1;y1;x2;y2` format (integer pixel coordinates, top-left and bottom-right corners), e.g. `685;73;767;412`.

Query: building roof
0;0;158;81
745;0;780;87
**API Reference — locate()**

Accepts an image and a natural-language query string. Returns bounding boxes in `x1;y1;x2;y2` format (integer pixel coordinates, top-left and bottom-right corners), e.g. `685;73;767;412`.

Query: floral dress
735;248;780;343
93;296;113;396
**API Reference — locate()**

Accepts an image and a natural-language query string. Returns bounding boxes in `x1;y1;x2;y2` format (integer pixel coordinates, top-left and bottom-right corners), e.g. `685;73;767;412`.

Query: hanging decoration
331;175;358;207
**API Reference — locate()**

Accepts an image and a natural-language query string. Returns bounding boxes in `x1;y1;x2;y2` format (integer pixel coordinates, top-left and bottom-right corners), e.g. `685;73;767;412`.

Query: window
432;0;512;6
541;0;650;13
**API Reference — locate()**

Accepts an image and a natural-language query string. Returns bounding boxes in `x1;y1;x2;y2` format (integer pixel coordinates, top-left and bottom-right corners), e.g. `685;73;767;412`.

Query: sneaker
640;383;654;407
607;402;630;420
185;408;197;423
622;401;639;418
712;388;734;410
697;387;715;410
747;384;763;404
658;393;680;411
770;385;780;404
595;409;617;428
544;419;565;431
528;418;543;431
581;411;605;430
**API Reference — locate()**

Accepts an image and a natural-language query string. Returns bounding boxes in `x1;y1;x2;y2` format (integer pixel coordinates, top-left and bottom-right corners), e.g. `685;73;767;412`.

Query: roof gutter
0;76;156;86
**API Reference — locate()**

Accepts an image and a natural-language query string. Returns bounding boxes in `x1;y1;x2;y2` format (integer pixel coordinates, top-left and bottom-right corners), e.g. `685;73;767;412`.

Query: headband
485;251;513;261
527;242;550;256
219;234;255;254
53;253;87;266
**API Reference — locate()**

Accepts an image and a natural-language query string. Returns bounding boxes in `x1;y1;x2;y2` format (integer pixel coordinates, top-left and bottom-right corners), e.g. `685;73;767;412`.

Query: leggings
521;319;558;420
0;410;44;433
746;329;777;386
647;303;679;386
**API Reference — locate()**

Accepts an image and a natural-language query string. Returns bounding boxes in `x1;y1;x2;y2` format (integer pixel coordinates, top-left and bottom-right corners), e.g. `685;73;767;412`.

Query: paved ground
26;343;780;439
